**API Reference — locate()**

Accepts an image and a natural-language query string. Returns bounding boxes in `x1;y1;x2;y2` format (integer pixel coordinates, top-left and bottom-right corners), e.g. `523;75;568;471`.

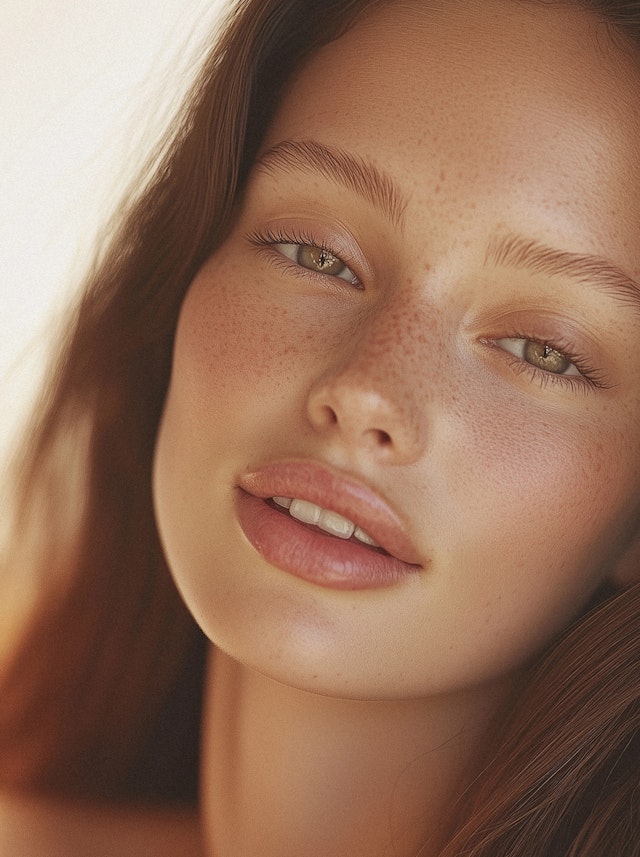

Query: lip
236;460;424;590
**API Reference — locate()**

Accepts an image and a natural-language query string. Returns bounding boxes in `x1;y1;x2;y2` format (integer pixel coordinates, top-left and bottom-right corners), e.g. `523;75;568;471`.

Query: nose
305;309;427;465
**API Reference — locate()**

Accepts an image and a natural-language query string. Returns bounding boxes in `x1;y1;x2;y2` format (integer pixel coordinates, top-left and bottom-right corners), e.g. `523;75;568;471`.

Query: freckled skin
154;0;640;702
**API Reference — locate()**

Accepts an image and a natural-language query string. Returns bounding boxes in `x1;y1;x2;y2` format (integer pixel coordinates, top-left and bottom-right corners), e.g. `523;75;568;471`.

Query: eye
497;338;581;376
276;242;358;284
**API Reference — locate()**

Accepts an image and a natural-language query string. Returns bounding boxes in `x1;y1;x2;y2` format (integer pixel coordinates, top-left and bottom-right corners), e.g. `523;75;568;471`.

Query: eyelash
246;228;610;394
485;333;610;393
246;227;361;286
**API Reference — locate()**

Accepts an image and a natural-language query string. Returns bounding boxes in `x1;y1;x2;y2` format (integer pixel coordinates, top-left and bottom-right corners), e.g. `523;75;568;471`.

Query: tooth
289;498;322;525
286;498;379;547
318;509;355;540
273;496;292;509
353;526;379;547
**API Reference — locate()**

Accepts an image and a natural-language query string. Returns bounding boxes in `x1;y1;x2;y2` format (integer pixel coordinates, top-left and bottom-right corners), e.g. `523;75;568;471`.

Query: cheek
394;395;640;691
173;256;350;415
179;267;292;396
440;383;640;586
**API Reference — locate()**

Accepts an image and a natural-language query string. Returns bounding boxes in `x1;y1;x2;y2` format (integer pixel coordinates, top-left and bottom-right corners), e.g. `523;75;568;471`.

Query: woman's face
154;0;640;700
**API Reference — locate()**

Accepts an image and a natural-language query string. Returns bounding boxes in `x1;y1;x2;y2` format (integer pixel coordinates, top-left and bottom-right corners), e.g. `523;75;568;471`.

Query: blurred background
1;0;229;467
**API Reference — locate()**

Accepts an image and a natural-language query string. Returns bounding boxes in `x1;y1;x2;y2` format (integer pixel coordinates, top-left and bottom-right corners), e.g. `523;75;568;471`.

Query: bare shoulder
0;792;204;857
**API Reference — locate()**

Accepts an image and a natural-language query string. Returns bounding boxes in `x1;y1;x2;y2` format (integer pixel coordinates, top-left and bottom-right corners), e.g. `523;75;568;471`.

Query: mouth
235;460;423;591
268;496;386;551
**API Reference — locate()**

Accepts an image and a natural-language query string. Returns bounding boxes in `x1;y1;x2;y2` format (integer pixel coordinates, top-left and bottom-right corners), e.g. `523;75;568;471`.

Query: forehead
262;0;640;265
272;0;640;132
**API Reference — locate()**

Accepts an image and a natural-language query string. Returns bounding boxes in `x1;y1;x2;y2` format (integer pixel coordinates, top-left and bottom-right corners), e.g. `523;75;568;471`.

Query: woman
1;0;640;854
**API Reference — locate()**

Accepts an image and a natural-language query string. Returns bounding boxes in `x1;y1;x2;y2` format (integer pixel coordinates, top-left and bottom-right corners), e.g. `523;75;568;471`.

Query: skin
0;796;202;857
152;0;640;854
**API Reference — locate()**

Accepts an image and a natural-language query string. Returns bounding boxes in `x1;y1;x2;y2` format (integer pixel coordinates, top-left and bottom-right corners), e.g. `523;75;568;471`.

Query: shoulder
0;793;204;857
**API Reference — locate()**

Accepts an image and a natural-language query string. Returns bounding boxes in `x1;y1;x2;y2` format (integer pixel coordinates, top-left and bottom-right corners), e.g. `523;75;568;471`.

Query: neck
201;648;510;857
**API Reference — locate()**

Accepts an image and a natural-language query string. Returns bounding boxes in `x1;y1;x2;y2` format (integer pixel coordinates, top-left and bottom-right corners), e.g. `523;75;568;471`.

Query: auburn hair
1;1;639;854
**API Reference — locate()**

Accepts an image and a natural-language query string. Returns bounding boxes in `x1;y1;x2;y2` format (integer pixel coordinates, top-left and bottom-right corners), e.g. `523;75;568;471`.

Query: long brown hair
1;0;639;853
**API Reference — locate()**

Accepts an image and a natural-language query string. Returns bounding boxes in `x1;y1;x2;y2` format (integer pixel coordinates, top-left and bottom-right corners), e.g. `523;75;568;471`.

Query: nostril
320;405;338;426
309;392;399;450
306;382;421;463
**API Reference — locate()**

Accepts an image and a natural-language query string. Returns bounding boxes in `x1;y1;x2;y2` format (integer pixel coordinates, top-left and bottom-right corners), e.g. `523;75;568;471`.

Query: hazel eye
497;338;581;376
276;242;358;283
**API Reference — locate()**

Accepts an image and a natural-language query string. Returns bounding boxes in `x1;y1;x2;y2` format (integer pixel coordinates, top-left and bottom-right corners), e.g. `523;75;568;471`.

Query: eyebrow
254;138;408;227
486;232;640;312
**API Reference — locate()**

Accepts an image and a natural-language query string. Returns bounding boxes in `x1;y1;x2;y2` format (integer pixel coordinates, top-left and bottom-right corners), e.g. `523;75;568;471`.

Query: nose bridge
345;300;429;402
307;295;435;462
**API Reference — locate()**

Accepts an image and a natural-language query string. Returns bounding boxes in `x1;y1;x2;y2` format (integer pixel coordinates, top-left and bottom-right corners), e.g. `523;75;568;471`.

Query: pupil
298;244;342;274
524;341;570;374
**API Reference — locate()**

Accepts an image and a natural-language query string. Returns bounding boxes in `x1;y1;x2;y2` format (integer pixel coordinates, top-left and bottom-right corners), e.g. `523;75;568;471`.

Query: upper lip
238;459;423;567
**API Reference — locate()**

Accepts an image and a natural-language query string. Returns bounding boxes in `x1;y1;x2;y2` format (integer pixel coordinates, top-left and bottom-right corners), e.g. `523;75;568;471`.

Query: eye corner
478;333;613;395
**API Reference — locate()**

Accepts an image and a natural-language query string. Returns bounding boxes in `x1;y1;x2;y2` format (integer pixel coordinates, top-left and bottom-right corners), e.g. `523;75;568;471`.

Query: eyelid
480;334;611;392
467;307;612;364
246;218;372;282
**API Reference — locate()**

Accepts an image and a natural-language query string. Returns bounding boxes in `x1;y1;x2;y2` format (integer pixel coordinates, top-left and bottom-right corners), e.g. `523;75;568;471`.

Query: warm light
0;0;230;465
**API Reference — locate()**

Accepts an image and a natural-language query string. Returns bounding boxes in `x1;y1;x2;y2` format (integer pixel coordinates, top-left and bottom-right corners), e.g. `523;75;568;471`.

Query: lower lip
236;490;422;590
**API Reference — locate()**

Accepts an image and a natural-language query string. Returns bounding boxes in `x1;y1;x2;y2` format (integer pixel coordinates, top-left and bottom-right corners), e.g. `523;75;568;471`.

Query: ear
609;527;640;588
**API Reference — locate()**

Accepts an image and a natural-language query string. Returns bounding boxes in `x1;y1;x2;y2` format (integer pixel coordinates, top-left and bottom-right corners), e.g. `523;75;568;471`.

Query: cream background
0;0;230;464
